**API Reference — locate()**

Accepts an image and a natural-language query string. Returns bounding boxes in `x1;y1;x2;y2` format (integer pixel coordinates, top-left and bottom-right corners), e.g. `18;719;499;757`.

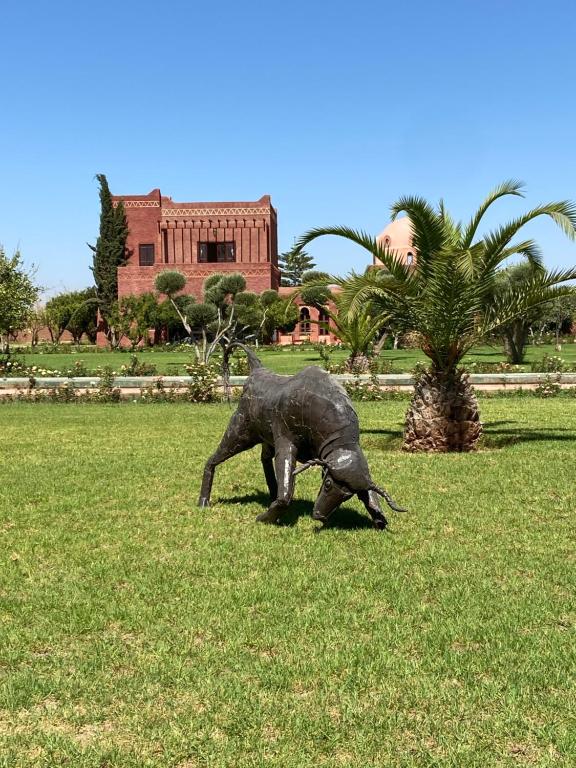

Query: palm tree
329;302;386;372
299;282;385;371
294;181;576;452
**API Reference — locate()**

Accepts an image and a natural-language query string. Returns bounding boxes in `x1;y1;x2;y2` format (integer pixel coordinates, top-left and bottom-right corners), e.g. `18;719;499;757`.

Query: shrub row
3;373;574;405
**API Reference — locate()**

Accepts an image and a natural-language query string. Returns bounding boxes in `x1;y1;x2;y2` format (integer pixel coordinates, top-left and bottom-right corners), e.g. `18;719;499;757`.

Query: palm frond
293;225;412;283
333;270;416;330
452;242;486;281
479;268;576;336
461;179;526;248
495;239;544;269
390;196;446;264
481;201;576;275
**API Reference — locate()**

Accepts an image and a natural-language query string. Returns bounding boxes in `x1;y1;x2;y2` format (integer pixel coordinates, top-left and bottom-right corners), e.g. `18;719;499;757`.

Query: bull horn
293;459;329;476
369;483;408;513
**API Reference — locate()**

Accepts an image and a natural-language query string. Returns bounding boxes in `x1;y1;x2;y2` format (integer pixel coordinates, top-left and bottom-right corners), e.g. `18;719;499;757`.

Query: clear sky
2;0;576;296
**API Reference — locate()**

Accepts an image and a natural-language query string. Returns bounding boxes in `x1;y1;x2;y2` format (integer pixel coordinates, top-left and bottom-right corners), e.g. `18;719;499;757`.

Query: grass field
1;401;575;766
9;341;576;375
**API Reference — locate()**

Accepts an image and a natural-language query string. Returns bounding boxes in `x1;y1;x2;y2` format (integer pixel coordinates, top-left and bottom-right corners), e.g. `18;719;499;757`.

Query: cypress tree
89;174;128;320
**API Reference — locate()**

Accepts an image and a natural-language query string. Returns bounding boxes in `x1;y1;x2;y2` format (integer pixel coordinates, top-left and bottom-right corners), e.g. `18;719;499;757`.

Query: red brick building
112;188;280;299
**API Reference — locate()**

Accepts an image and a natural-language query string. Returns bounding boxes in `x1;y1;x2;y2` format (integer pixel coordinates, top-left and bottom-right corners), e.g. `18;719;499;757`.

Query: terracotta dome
374;216;416;266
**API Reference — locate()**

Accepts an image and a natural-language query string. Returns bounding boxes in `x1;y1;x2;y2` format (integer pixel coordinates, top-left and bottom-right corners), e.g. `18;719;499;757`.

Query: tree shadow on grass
465;349;503;359
219;492;374;530
361;427;404;451
360;420;576;451
482;424;576;449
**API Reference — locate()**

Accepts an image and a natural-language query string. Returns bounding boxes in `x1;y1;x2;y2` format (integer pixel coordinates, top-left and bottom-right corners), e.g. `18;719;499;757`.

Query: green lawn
9;340;576;376
1;401;575;766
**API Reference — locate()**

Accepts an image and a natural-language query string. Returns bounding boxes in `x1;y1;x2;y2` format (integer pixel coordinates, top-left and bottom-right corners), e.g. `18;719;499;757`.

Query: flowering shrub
119;355;157;376
183;360;220;402
534;375;562;398
530;354;570;373
228;354;249;376
0;359;89;378
4;367;121;403
0;358;25;376
344;375;408;402
140;379;180;403
466;361;524;374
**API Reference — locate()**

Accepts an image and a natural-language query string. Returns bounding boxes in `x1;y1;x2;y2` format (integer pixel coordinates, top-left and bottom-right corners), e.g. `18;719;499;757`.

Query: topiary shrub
155;270;187;296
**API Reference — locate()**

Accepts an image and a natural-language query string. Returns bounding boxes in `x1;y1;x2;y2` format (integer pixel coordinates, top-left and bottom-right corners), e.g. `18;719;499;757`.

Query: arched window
318;309;330;336
383;236;391;247
406;252;414;266
299;307;311;335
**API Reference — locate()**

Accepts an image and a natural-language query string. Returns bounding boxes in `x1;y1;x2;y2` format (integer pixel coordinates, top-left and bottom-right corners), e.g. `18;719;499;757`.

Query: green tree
44;288;99;344
492;263;545;363
155;295;193;342
45;293;75;342
301;270;330;284
110;293;159;349
294;181;576;452
27;305;46;348
0;247;40;353
66;287;98;343
260;295;298;342
539;293;576;348
88;174;128;345
279;249;315;286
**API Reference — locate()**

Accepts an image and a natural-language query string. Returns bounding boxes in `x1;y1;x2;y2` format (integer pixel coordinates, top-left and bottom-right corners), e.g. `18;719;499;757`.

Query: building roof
374;216;416;265
376;216;414;249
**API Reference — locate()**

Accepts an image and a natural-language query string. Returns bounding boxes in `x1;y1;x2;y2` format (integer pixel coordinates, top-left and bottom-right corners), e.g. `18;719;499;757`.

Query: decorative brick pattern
113;200;161;208
162;207;270;217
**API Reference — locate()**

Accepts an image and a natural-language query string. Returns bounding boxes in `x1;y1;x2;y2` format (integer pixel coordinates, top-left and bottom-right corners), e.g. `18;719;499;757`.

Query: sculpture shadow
219;492;374;530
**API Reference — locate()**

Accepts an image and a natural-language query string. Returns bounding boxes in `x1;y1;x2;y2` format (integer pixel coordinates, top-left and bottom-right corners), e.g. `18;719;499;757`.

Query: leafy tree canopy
301;270;330;284
279;249;315;286
0;247;40;352
66;287;98;343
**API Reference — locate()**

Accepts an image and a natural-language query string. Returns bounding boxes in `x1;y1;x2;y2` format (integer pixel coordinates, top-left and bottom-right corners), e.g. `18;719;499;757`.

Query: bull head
293;449;406;527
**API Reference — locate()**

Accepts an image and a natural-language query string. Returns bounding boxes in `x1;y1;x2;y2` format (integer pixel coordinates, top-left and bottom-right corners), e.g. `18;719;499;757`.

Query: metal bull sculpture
198;343;406;529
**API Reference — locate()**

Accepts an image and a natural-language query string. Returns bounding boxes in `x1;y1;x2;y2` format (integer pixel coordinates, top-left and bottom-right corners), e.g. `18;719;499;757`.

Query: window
139;244;155;266
319;309;330;336
299;307;311;334
198;241;236;263
406;252;414;266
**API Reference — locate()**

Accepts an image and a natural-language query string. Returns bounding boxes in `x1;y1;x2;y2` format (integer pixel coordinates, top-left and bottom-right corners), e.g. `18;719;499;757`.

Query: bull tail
223;342;263;374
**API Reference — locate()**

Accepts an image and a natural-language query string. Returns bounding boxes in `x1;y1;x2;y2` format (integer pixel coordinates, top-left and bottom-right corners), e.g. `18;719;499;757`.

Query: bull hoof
198;497;210;508
374;518;388;531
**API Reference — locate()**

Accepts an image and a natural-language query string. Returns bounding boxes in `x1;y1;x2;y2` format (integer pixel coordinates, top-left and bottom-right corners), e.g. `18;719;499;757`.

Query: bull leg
198;411;256;508
255;438;296;524
357;489;388;531
261;443;278;501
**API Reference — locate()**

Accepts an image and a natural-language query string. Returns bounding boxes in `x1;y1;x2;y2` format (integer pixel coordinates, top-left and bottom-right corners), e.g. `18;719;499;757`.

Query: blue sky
2;0;576;296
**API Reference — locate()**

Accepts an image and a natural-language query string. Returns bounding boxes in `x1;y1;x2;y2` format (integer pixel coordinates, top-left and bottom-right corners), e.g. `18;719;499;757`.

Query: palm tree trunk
503;320;528;364
403;368;482;452
345;352;371;373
